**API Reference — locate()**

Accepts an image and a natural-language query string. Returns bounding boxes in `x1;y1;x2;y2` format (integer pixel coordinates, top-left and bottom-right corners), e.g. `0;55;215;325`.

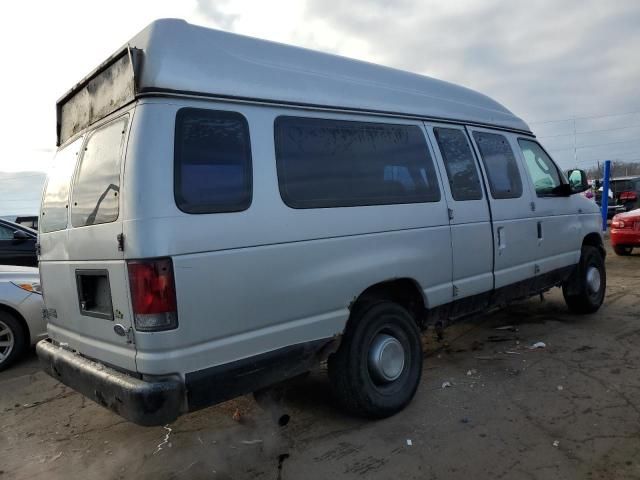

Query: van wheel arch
349;278;427;331
582;232;605;259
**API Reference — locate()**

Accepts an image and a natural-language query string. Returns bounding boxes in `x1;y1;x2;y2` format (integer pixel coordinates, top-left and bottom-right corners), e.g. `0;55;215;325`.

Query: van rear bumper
36;340;185;426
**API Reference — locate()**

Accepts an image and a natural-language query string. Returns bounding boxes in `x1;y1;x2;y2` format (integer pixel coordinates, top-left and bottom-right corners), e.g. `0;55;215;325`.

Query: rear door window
40;137;84;233
71;116;128;227
472;131;523;199
611;180;633;195
433;127;483;201
174;108;252;214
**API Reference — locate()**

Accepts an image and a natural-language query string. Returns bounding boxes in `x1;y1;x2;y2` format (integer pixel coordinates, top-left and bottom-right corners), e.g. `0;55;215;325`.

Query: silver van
37;19;605;426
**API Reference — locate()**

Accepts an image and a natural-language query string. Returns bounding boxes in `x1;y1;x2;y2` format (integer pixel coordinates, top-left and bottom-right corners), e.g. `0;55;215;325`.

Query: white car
0;266;45;370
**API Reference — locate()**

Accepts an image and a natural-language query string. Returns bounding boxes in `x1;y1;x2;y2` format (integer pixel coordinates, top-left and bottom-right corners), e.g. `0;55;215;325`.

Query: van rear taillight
127;258;178;331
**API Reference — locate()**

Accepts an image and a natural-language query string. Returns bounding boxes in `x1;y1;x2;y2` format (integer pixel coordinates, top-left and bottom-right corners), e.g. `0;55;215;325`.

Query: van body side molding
185;338;334;412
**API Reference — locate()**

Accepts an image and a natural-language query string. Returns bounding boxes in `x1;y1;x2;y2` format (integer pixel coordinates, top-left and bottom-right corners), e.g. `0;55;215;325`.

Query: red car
610;209;640;255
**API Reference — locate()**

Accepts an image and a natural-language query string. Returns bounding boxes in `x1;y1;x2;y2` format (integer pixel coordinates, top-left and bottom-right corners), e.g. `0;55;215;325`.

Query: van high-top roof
57;19;530;145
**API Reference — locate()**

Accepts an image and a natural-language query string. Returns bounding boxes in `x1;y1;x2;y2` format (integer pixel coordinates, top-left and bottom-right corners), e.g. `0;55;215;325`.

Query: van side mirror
567;169;589;194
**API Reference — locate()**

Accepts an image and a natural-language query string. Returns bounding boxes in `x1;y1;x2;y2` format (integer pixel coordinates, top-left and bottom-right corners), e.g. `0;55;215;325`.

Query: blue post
601;160;611;232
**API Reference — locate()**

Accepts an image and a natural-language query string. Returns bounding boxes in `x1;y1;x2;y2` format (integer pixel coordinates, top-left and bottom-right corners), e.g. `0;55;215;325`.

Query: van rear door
39;113;136;371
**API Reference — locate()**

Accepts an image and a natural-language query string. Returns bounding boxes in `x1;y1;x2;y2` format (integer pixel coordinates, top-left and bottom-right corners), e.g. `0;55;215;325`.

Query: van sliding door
467;127;540;290
425;123;494;299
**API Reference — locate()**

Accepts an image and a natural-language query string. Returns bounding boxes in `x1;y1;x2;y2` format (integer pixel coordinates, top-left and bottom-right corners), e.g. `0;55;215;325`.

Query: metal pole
601;160;611;232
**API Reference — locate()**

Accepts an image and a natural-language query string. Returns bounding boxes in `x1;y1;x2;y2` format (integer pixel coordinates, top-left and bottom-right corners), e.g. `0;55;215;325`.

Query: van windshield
40;137;83;233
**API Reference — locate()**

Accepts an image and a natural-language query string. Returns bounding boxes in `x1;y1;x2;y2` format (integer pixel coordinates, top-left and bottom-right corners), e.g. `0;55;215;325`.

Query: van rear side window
472;131;523;200
174;108;252;214
274;117;440;208
71;116;128;227
40;137;83;233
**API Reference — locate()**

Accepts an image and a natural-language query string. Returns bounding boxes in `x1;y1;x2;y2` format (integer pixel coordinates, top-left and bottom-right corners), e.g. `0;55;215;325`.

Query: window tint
275;117;440;208
518;139;562;196
433;128;483;201
611;179;634;194
40;137;83;233
472;132;522;199
0;224;14;240
174;108;252;214
71;117;128;227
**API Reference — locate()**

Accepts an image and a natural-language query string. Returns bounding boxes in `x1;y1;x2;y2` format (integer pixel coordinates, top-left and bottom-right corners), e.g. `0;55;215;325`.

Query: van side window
472;132;522;199
40;137;83;233
433;128;483;201
71;117;128;227
274;116;440;208
174;108;252;214
518;139;562;196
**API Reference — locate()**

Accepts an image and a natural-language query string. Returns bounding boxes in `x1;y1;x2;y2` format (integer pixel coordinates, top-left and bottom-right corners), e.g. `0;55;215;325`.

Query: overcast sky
1;0;639;215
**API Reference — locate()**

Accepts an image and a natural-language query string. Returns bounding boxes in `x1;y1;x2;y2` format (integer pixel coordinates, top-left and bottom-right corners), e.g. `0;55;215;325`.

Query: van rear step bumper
36;340;184;426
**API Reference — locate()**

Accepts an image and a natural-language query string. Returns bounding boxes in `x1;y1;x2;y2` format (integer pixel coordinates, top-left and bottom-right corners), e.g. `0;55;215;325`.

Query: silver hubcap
0;320;15;364
586;266;601;294
368;334;405;383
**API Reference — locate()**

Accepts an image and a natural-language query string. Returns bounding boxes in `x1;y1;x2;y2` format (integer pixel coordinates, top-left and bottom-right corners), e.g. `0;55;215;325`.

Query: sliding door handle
497;226;506;253
537;221;543;242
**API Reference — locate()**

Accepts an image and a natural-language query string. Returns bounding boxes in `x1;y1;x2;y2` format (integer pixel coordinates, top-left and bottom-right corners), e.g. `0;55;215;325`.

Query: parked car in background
0;265;45;370
15;215;39;230
595;176;640;218
0;219;38;267
610;209;640;256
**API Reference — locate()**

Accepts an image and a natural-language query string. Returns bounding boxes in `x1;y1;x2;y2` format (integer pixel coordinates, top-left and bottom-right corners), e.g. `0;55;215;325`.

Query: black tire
614;245;633;256
328;301;422;418
562;246;606;314
0;311;26;372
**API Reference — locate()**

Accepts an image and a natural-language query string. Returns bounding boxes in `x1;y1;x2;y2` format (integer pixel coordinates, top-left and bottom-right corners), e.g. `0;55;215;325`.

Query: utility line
545;139;639;152
537;123;640;139
2;195;43;201
0;173;47;182
529;109;640;125
571;157;640;165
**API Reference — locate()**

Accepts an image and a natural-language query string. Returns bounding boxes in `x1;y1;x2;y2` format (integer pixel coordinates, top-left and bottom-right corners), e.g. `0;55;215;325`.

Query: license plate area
76;269;114;320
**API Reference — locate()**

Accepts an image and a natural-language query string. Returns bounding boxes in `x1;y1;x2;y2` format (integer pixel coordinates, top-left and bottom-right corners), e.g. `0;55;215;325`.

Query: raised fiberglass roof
68;19;532;135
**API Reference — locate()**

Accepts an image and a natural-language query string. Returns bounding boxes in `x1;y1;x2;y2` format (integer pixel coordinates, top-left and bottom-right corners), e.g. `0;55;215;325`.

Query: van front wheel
328;301;422;418
562;246;606;314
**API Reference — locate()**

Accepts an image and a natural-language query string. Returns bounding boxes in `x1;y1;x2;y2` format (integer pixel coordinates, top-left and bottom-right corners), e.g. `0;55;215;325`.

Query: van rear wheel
328;301;422;418
562;246;606;314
